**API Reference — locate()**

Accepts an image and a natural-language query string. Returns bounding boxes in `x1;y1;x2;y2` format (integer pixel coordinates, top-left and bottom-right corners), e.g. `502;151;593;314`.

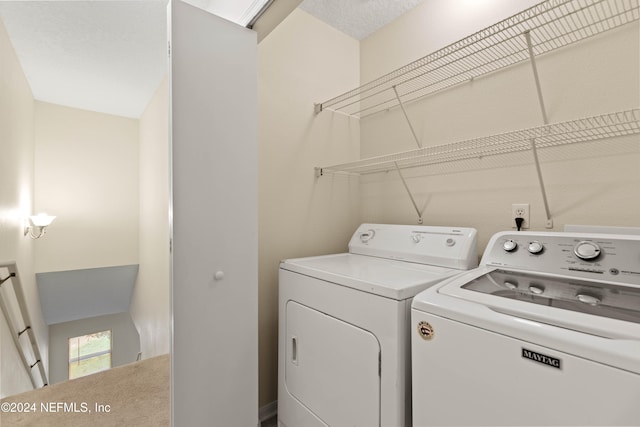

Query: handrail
0;261;48;389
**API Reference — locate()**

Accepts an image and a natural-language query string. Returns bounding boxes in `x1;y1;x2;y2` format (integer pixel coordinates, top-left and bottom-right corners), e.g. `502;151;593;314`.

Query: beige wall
258;8;360;406
0;19;48;397
130;76;170;359
358;0;640;252
33;102;139;273
48;312;140;385
258;0;639;408
360;0;542;82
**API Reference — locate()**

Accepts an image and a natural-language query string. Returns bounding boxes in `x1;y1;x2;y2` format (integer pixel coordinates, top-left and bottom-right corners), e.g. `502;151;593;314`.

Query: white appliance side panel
412;311;640;426
170;1;258;426
285;301;380;427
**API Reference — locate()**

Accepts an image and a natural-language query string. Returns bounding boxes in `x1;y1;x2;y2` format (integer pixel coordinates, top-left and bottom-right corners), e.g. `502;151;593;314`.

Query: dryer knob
528;241;544;254
574;241;601;260
360;230;375;243
503;240;517;252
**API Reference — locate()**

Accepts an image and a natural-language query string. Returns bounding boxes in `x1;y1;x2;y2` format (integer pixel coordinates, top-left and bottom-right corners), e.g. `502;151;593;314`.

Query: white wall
257;8;361;406
0;18;48;397
130;76;171;359
48;312;140;385
358;0;640;251
33;102;139;273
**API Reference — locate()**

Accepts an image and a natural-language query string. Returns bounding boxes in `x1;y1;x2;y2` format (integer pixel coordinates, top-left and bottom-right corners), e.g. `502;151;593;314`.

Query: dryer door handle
291;336;298;365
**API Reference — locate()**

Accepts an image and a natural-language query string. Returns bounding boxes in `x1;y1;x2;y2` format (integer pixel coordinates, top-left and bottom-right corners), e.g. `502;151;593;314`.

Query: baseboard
259;400;277;422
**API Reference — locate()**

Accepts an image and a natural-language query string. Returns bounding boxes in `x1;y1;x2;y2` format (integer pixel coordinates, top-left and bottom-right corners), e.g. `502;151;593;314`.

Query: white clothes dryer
412;230;640;426
278;223;478;427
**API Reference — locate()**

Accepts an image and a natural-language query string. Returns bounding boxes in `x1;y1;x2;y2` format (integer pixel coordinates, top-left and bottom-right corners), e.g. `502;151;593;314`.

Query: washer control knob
412;233;422;243
528;241;544;254
504;281;517;290
577;293;601;306
445;238;456;247
574;241;601;260
503;240;517;252
529;285;544;295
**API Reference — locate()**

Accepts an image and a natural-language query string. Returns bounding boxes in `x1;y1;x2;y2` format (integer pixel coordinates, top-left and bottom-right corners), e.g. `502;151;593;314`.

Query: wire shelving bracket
524;29;554;227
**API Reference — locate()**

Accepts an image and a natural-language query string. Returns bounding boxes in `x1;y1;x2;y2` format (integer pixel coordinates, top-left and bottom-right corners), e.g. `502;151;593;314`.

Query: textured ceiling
0;0;270;119
299;0;425;40
0;1;168;118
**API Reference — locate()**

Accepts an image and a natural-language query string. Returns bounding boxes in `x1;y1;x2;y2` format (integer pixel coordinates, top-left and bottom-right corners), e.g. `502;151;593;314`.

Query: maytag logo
522;348;561;369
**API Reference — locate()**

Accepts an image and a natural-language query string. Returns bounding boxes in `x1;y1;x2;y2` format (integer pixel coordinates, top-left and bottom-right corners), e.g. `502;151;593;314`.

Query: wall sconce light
24;213;56;239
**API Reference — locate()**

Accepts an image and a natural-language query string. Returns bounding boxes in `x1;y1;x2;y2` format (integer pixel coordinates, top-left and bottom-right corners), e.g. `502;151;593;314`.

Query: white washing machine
412;230;640;426
278;223;478;427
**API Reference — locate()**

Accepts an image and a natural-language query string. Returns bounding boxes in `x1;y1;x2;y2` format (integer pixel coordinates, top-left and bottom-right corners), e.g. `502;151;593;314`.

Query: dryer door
286;301;380;426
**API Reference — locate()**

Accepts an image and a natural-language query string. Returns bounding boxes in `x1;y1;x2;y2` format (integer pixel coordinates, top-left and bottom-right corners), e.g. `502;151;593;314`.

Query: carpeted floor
0;354;169;426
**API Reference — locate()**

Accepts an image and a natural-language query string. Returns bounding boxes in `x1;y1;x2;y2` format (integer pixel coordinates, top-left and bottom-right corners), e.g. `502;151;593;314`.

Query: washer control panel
482;231;640;286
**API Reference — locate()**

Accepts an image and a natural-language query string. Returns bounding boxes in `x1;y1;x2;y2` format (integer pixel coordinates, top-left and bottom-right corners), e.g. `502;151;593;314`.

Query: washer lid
411;267;640;373
461;269;640;324
280;253;461;300
413;267;640;341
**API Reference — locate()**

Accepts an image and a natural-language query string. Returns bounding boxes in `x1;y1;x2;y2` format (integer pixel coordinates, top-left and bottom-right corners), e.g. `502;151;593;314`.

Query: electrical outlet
512;203;530;229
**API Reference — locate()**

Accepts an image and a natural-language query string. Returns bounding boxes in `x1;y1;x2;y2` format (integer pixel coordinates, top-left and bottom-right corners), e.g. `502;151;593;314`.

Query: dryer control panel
482;231;640;286
349;223;478;270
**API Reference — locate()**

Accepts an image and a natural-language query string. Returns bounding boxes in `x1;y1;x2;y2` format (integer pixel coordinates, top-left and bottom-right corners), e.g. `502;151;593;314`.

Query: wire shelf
315;0;639;117
315;109;640;176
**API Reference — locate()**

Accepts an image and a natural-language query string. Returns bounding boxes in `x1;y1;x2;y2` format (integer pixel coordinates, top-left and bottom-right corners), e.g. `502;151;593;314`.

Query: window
68;330;112;380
